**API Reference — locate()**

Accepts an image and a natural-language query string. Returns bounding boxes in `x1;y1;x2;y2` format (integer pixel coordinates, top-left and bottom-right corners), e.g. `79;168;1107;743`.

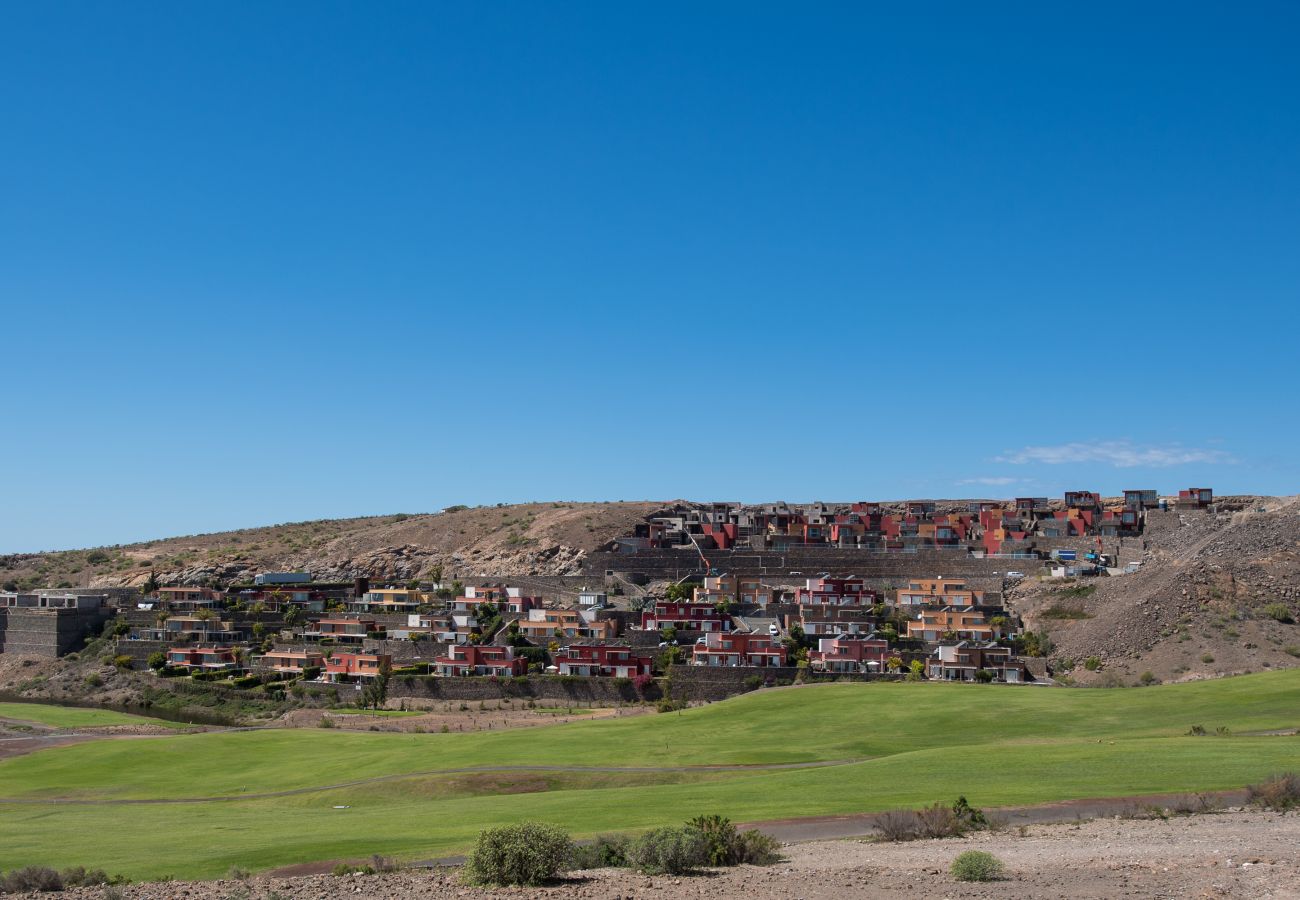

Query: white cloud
957;476;1019;486
994;441;1237;468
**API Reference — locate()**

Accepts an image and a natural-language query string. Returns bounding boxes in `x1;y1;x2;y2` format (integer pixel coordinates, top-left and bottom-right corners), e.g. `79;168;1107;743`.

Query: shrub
569;833;631;870
1263;604;1294;623
1084;656;1102;671
330;863;375;876
916;802;965;839
112;655;134;670
1201;653;1215;664
627;826;709;875
462;822;573;886
85;673;104;688
147;652;167;671
58;866;119;887
686;814;739;866
950;850;1004;882
732;829;783;865
0;866;64;892
1246;772;1300;811
1139;671;1159;686
227;865;251;880
874;809;921;841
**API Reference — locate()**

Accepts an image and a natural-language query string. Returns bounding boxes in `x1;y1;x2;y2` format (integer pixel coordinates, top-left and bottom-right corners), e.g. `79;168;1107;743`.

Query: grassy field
0;702;186;730
0;671;1297;879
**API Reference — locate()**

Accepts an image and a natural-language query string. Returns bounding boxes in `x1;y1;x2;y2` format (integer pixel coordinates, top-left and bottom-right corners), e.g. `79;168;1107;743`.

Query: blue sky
2;2;1297;552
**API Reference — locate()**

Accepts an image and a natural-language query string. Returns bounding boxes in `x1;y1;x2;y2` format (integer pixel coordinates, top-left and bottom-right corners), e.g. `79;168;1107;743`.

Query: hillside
1008;495;1300;683
0;502;666;590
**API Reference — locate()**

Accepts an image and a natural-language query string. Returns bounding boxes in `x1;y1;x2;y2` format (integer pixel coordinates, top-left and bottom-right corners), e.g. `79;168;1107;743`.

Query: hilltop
0;502;665;591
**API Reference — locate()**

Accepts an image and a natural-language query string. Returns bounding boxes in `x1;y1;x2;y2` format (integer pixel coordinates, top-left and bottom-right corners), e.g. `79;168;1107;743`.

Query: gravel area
43;809;1300;899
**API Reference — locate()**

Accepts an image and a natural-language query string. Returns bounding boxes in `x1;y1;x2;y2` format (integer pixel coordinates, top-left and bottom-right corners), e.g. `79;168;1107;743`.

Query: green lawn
0;671;1297;879
0;702;186;730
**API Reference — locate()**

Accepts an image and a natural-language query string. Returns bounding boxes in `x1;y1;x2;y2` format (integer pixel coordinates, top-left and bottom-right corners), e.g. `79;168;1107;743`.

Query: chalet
692;631;787;668
1177;487;1214;510
155;587;221;610
518;607;616;642
927;642;1027;683
133;616;241;643
796;606;880;638
432;645;527;677
808;635;889;674
324;652;392;682
796;577;879;608
300;617;381;644
451;585;544;614
166;646;238;672
349;588;426;613
895;579;984;608
1123;489;1159;510
906;607;997;642
552;643;654;677
256;649;325;675
399;613;459;643
1063;490;1102;511
642;601;729;633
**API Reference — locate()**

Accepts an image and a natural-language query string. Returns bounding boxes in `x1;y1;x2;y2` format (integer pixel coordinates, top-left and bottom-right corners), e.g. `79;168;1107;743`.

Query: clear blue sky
3;2;1297;553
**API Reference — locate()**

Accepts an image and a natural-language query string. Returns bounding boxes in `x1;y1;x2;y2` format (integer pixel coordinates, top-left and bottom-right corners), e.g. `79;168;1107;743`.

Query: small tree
663;582;695;603
147;652;167;671
906;659;925;681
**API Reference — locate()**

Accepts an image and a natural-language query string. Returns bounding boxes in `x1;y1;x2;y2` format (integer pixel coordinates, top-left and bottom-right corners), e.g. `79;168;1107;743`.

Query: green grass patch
0;671;1298;877
0;703;185;730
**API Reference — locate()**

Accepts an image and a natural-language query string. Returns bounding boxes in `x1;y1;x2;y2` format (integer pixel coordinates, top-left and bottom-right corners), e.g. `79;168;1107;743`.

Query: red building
809;636;889;674
552;644;654;677
433;645;527;677
324;652;392;682
1177;487;1213;509
692;631;787;667
796;577;879;608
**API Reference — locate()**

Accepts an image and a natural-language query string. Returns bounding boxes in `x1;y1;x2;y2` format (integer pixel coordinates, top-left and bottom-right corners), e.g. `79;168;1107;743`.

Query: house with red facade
796;577;879;609
1177;487;1214;509
166;646;238;672
324;652;392;682
432;644;528;677
808;635;889;674
551;643;654;677
691;631;787;667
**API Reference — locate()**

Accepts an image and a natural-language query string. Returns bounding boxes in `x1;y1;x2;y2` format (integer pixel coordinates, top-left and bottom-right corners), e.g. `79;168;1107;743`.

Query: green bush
147;652;167;671
1263;604;1294;624
112;655;134;670
569;834;631;870
950;850;1004;882
732;829;783;865
1084;656;1102;671
462;822;573;886
84;673;104;688
627;826;708;875
0;866;64;892
1139;671;1159;686
686;814;739;866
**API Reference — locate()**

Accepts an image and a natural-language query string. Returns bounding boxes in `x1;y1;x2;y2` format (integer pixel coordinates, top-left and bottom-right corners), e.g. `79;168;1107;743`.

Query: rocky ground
1007;496;1300;684
0;501;666;590
41;809;1300;899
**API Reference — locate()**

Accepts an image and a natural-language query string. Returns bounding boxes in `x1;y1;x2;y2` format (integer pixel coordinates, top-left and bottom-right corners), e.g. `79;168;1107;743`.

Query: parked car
1005;571;1025;579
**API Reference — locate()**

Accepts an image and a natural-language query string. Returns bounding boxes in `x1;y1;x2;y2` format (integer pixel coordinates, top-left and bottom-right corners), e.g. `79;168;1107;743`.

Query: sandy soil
47;809;1300;899
280;700;652;733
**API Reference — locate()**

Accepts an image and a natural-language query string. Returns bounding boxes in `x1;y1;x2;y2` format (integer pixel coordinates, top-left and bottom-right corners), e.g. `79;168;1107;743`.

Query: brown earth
1007;495;1300;684
48;809;1300;899
0;501;667;590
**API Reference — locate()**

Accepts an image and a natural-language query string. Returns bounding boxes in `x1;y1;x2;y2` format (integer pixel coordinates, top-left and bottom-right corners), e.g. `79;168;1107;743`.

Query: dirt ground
46;809;1300;899
280;699;652;733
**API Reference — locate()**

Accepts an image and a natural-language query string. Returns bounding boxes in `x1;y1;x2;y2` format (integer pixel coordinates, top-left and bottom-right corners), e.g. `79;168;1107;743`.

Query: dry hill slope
1008;495;1300;683
0;502;665;590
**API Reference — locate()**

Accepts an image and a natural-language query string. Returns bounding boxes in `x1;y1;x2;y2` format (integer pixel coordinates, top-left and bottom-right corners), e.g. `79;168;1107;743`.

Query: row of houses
621;488;1215;553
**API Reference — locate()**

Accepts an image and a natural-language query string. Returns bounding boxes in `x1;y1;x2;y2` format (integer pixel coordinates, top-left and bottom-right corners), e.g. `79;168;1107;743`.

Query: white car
1005;571;1025;579
768;624;780;636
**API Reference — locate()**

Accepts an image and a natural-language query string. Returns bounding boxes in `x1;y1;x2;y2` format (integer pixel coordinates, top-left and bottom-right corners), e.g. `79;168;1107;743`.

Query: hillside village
3;486;1297;707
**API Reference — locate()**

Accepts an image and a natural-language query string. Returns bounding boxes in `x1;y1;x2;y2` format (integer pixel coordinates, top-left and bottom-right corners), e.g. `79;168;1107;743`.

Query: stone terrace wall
0;608;113;658
585;548;1033;581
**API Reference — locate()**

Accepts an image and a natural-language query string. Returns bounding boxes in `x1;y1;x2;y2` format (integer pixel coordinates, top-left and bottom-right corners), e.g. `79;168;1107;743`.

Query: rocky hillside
0;502;666;590
1007;496;1300;684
